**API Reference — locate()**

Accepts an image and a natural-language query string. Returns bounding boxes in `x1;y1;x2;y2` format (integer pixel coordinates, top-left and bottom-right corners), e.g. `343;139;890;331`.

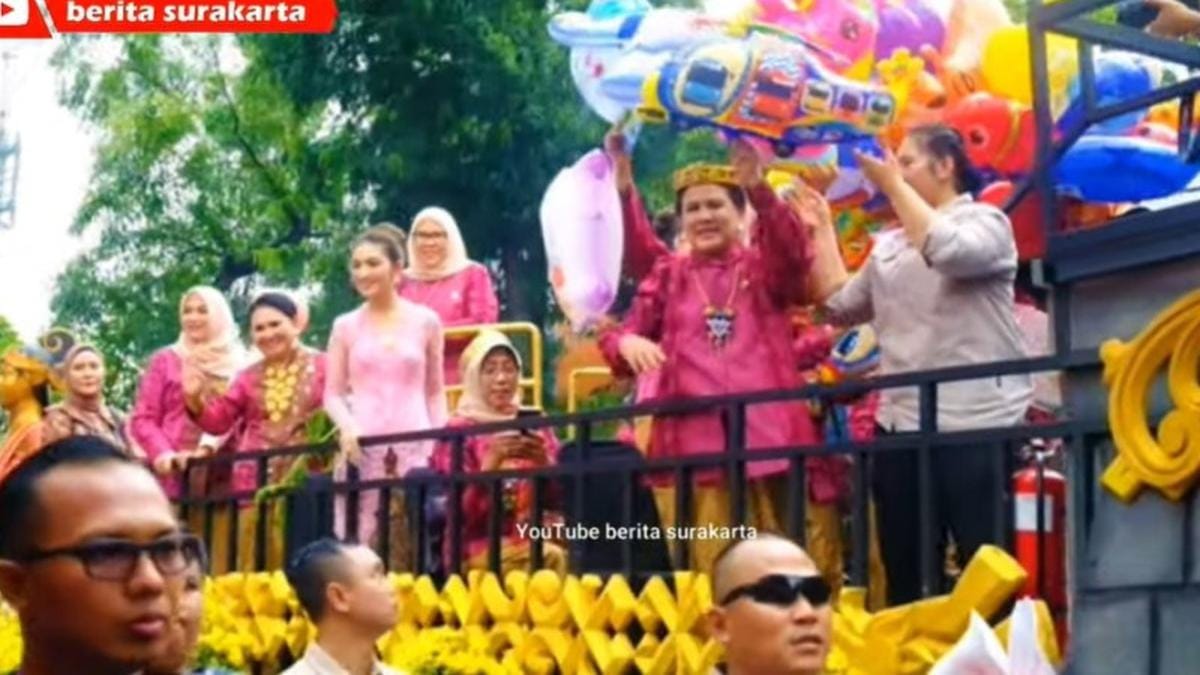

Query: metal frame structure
179;351;1101;596
1016;0;1200;285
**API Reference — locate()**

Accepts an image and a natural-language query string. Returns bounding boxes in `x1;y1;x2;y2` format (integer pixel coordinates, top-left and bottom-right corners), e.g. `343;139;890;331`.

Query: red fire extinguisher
1013;444;1068;650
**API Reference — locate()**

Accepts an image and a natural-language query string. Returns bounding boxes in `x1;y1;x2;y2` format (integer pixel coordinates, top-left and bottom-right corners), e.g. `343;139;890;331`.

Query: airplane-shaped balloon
628;31;898;155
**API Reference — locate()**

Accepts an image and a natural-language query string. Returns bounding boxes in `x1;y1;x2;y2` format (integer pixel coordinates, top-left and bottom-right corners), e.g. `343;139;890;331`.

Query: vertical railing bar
530;474;545;571
448;435;466;578
727;403;747;529
488;476;504;576
255;457;269;570
918;381;938;597
850;451;869;588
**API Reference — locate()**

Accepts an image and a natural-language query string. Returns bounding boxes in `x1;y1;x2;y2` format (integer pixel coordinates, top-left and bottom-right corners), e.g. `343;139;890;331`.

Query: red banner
0;0;337;38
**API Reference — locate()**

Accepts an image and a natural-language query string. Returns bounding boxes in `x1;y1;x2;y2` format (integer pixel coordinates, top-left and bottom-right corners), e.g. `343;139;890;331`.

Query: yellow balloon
980;24;1077;112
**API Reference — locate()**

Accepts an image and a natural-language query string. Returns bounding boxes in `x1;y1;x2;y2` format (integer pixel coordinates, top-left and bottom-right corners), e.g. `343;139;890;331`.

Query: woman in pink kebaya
185;289;326;570
130;286;246;572
327;223;448;569
398;207;500;385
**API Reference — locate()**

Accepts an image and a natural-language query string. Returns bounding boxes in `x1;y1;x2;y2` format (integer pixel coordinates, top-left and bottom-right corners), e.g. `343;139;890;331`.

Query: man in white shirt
282;538;401;675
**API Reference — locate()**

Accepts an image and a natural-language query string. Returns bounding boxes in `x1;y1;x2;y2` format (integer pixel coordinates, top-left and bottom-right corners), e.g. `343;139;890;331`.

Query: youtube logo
0;0;28;27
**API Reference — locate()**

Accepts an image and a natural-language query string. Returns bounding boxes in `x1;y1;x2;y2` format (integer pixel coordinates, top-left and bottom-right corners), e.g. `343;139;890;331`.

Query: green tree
0;314;18;434
50;35;368;404
246;0;705;326
1005;0;1029;22
0;314;17;354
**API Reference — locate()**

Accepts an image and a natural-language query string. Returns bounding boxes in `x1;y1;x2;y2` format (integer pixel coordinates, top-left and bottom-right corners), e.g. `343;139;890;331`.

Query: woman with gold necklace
598;139;824;575
184;289;326;570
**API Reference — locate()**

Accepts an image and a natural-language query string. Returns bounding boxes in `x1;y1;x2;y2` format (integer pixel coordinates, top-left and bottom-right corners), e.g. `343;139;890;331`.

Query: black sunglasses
720;573;832;608
14;533;207;582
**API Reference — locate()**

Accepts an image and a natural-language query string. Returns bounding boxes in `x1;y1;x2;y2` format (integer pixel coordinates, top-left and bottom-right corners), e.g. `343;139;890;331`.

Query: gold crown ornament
673;163;740;193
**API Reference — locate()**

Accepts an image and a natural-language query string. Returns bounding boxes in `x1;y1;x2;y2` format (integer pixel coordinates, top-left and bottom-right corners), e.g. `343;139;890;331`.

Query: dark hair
674;184;748;216
906;123;983;195
353;223;407;266
652;210;679;248
248;292;299;322
285;538;350;622
0;436;134;557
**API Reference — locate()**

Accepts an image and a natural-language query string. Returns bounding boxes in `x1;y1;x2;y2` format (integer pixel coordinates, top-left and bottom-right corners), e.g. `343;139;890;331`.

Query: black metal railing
176;351;1104;601
1017;0;1200;288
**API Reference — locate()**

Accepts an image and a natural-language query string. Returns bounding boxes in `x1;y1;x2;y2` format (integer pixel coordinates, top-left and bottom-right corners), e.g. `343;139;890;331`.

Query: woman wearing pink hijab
397;208;500;385
130;286;245;570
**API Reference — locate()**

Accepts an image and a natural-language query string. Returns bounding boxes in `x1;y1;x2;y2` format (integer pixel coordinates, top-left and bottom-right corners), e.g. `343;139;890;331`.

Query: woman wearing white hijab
131;285;246;570
396;208;500;385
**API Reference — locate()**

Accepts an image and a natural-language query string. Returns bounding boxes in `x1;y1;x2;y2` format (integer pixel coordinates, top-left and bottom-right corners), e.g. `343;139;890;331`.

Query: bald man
707;534;833;675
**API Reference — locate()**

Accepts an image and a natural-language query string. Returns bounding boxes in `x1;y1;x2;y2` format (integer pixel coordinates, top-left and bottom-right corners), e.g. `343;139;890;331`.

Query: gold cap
673;163;739;193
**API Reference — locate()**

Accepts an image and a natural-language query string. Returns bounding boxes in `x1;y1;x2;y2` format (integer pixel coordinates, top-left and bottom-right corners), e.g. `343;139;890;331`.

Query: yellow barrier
565;366;617;441
0;547;1060;673
444;322;544;411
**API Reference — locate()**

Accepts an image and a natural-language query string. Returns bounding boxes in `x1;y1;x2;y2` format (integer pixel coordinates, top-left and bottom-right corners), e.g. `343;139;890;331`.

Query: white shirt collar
299;642;397;675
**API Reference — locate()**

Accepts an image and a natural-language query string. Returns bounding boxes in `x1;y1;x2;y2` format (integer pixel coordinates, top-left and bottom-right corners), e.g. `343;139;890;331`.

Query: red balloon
942;93;1036;177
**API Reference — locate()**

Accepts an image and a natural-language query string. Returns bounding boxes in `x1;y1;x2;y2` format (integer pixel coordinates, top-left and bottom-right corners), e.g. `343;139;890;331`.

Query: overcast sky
0;40;95;343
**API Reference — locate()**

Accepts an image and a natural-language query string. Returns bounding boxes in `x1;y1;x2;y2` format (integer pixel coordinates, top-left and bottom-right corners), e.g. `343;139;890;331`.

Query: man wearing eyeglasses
0;435;204;675
707;534;833;675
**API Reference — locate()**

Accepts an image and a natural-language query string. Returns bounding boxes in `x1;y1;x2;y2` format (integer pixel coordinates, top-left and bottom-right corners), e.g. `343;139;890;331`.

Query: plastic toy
981;25;1078;113
942;93;1036;177
634;32;897;155
874;0;945;65
817;324;880;386
1056;134;1200;202
1059;51;1153;136
751;0;880;80
539;149;624;332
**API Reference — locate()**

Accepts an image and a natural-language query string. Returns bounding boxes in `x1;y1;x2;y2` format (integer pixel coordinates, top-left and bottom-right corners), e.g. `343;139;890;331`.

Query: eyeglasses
720;574;832;608
15;533;206;582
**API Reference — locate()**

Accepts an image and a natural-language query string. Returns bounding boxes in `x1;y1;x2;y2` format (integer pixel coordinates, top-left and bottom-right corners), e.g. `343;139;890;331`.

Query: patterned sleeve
425;313;449;428
748;184;812;310
599;256;671;378
462;264;500;325
192;370;251;437
621;186;671;281
323;315;361;439
129;351;176;461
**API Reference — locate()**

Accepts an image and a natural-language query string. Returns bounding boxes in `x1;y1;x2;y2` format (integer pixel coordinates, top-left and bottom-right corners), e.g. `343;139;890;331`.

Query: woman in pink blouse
326;224;448;568
598;140;821;574
185;290;326;570
131;287;244;498
398;207;500;385
431;330;565;575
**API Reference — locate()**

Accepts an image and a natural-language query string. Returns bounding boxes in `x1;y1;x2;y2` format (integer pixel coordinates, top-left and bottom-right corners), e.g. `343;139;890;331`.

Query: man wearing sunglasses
0;435;204;675
707;534;833;675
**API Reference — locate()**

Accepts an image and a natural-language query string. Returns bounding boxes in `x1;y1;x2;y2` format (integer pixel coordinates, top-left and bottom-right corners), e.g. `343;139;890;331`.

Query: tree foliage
245;0;707;322
48;3;728;405
0;315;17;354
50;36;368;403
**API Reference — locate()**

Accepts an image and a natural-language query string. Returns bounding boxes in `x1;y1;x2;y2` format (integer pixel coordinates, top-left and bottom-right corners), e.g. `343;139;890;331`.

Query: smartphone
516;407;541;436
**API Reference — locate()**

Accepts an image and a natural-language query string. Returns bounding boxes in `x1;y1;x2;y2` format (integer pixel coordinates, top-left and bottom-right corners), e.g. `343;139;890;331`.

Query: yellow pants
234;502;287;571
652;477;888;608
467;541;568;577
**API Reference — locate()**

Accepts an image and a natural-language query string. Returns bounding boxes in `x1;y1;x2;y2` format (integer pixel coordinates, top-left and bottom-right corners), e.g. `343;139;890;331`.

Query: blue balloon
1060;52;1153;136
1056;135;1200;202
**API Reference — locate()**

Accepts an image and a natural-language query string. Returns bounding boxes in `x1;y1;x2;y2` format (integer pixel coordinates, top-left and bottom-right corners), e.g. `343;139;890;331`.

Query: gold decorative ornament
262;359;302;424
673;164;739;193
1100;289;1200;502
